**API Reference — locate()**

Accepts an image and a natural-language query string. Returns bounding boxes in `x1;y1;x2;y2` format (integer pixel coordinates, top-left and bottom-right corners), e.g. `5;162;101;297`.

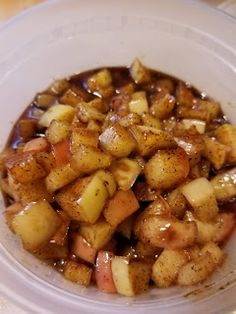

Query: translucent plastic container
0;0;236;313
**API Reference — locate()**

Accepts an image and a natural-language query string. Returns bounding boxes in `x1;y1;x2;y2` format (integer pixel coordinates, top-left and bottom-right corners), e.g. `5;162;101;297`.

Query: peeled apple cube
104;189;139;228
45;120;71;144
110;158;141;191
45;163;79;193
99;123;136;158
214;124;236;163
86;69;114;98
70;144;112;174
182;177;219;222
111;256;151;296
200;242;225;265
87;69;112;90
95;251;117;293
39;104;75;128
12;200;60;251
152;249;189;287
177;252;215;286
144;147;189;190
5;151;47;184
177;242;224;286
128;91;149;115
79;219;114;250
130;58;151;84
210;167;236;202
202;136;227;170
71;128;99;151
56;174;109;223
64;261;92;287
74;175;108;223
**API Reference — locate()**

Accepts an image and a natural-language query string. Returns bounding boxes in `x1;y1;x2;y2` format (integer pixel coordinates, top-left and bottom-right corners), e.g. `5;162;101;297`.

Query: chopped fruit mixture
1;59;236;296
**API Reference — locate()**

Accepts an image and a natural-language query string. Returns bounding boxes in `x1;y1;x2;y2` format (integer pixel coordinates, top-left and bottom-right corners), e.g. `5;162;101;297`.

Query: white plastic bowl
0;0;236;313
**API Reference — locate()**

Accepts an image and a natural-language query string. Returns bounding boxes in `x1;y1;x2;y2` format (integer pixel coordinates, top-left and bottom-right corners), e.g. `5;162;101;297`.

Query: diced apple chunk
95;251;117;293
87;69;114;98
77;102;106;123
56;174;108;223
110;158;141;191
38;104;75;128
182;178;219;221
201;242;225;265
79;219;114;250
87;98;108;113
11;200;60;251
64;261;92;286
36;94;56;108
48;79;70;96
87;69;112;89
45;163;79;193
129;91;148;115
176;82;194;107
177;242;224;286
177;252;215;286
210;168;236;202
60;88;83;106
111;256;151;296
71;128;99;152
203;136;227;169
176;105;210;122
104;189;139;228
214;124;236;163
45;120;71;144
199;100;220;120
150;94;175;119
152;249;189;287
70;144;112;174
144;147;189;190
130;58;151;84
18;119;37;140
5;151;47;184
71;234;97;264
99;123;136;158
